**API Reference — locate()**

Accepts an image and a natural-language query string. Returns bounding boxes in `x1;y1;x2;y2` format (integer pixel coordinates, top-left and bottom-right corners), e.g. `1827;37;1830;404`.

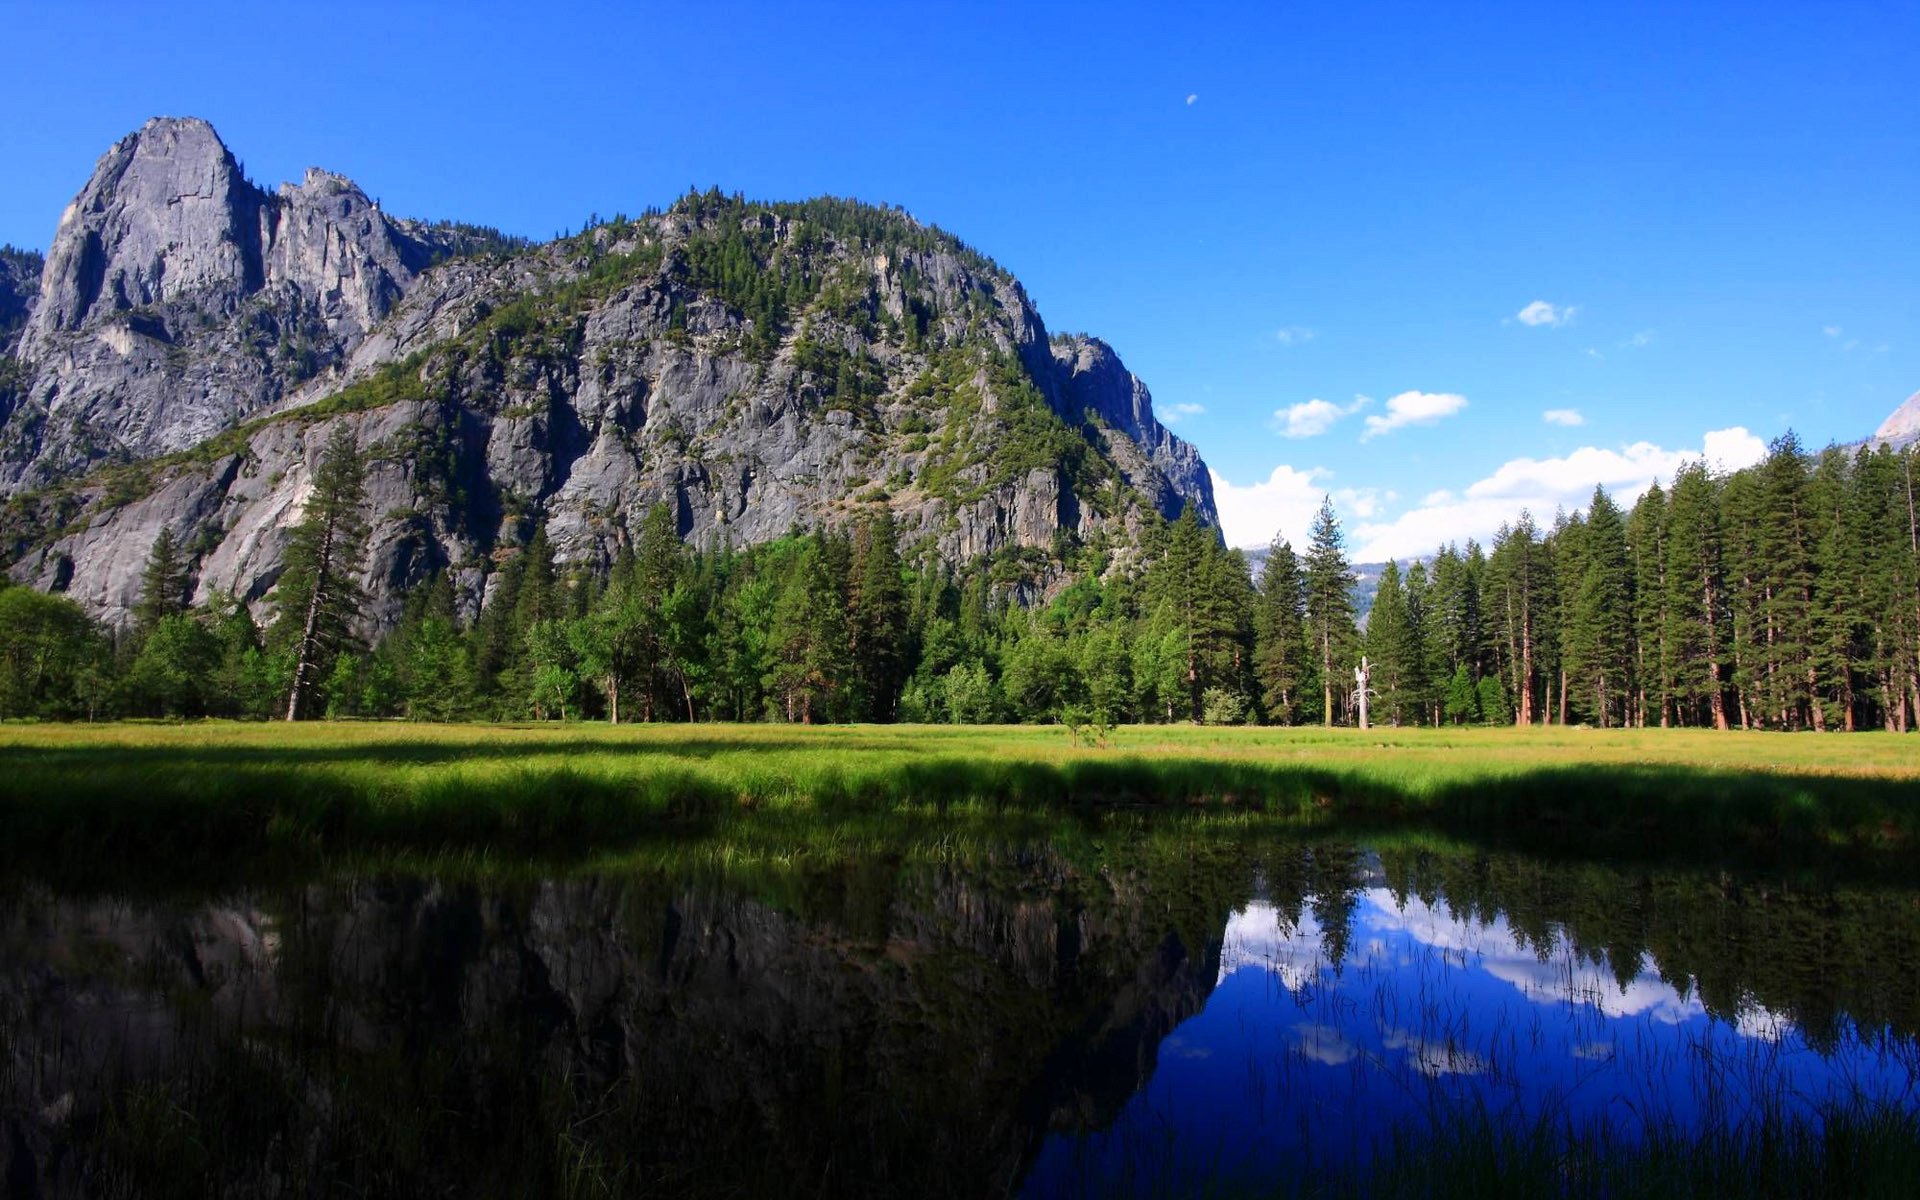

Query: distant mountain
1874;389;1920;449
1238;544;1395;623
0;118;1216;630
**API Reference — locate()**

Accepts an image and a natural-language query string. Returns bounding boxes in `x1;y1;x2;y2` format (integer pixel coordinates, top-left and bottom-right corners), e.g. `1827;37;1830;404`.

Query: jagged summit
1;118;1219;630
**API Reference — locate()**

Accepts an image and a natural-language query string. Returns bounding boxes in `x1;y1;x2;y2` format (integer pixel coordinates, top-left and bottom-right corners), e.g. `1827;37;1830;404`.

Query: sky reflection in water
1025;881;1919;1196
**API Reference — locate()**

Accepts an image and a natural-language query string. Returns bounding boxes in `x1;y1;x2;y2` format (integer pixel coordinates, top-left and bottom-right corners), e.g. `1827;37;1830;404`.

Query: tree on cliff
275;427;369;720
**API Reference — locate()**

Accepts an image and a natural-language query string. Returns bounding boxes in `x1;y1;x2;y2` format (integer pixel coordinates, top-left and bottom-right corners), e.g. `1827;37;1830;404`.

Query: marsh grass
3;721;1920;879
2;723;1915;881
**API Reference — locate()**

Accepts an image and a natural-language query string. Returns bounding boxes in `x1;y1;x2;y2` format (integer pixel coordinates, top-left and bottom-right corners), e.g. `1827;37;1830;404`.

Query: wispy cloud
1160;401;1206;425
1272;395;1368;439
1542;408;1584;427
1823;325;1843;338
1622;330;1655;348
1515;300;1576;328
1361;390;1467;440
1274;326;1317;346
1185;93;1198;106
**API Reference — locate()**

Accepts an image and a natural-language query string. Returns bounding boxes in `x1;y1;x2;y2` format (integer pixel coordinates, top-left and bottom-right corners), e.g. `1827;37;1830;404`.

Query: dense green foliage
5;433;1917;733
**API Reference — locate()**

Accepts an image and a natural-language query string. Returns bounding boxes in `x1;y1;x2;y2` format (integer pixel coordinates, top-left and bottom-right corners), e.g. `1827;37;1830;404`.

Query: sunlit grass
1;722;1915;877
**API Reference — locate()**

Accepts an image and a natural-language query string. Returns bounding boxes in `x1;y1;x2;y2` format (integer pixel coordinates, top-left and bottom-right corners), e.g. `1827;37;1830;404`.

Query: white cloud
1586;347;1603;359
1293;1023;1359;1067
1823;325;1843;338
1273;394;1366;438
1623;330;1655;347
1274;325;1317;346
1185;93;1198;105
1516;300;1576;328
1347;426;1768;561
1361;390;1467;440
1542;408;1585;427
1160;402;1206;425
1209;464;1330;549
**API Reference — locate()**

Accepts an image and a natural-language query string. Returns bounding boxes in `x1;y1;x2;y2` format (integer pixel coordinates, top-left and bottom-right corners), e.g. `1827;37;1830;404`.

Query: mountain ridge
0;118;1217;630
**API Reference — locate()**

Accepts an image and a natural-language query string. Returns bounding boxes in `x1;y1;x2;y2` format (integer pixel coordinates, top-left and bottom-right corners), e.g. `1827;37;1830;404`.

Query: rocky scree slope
0;118;1217;632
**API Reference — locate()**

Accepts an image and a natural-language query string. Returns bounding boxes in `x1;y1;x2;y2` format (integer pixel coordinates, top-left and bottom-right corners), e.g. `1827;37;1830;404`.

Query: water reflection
1024;871;1919;1196
2;837;1917;1198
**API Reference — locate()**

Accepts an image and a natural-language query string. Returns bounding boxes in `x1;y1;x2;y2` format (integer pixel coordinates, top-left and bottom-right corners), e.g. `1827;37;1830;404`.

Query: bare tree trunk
1519;604;1534;726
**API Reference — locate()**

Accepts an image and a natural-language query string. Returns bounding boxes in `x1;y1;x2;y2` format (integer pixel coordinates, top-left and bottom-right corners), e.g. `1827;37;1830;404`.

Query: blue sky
3;1;1914;558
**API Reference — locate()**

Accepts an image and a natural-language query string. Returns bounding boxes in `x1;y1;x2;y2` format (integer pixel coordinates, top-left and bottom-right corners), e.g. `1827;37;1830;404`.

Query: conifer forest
4;426;1914;734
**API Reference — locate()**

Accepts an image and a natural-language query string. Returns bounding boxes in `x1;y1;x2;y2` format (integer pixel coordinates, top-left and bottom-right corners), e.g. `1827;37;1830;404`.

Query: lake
4;829;1916;1196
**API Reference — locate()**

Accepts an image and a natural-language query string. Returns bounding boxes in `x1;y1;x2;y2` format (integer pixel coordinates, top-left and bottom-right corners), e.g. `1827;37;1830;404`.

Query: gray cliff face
4;117;500;493
1050;334;1216;523
2;120;1221;631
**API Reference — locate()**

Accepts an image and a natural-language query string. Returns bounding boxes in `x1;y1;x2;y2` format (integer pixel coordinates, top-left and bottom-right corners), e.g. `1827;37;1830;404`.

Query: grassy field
1;721;1916;877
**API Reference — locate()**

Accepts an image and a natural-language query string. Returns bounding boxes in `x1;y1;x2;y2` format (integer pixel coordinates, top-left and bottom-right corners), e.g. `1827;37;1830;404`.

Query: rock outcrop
1;120;1220;631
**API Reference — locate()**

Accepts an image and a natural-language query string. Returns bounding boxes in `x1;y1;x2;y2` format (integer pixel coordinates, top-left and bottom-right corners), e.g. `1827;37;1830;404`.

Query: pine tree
275;427;369;720
1627;484;1670;727
1365;561;1417;725
1752;433;1820;728
1564;487;1632;726
1809;449;1865;730
847;510;908;721
1486;513;1547;724
767;538;850;723
1663;462;1729;728
1303;497;1358;726
1254;538;1310;724
1401;560;1434;725
133;527;189;635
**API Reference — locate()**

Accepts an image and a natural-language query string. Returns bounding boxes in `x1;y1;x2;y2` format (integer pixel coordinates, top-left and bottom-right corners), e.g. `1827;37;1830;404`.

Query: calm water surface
4;835;1916;1196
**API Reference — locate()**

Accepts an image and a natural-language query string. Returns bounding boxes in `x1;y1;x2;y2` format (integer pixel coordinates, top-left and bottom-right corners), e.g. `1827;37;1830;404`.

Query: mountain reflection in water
1024;874;1920;1196
3;836;1917;1198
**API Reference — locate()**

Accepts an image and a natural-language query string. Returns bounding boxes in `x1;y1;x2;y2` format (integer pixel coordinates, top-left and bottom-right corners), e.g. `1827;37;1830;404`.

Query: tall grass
2;722;1916;879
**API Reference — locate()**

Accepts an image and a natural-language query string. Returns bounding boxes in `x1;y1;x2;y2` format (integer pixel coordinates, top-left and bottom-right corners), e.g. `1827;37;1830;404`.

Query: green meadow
3;721;1915;878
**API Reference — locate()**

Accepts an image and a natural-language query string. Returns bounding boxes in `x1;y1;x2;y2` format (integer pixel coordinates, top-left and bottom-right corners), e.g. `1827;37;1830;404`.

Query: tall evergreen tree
1303;497;1359;726
275;427;369;721
847;509;909;721
134;526;189;635
1663;462;1730;729
1365;561;1418;725
1626;484;1670;727
1752;433;1820;729
1486;513;1547;725
1254;538;1311;724
1564;487;1632;726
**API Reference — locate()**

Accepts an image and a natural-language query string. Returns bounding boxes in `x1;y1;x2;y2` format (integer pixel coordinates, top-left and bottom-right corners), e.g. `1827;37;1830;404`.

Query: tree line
1;428;1915;732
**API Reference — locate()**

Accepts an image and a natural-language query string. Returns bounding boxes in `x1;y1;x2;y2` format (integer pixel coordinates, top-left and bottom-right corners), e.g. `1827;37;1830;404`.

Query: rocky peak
23;116;263;350
1874;389;1920;447
1050;333;1216;523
